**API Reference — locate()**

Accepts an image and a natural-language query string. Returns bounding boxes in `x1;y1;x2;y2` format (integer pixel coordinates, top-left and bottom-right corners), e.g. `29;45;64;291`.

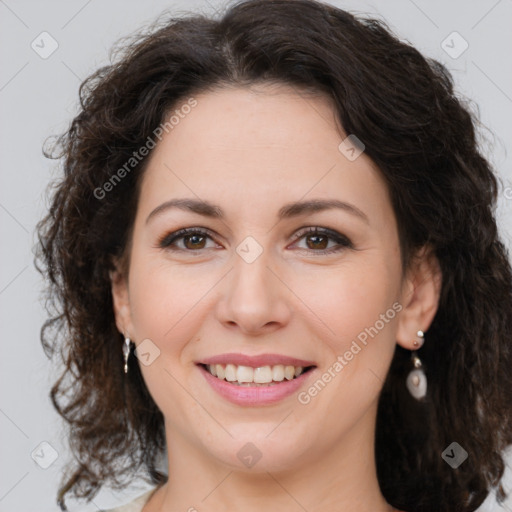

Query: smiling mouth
200;363;316;386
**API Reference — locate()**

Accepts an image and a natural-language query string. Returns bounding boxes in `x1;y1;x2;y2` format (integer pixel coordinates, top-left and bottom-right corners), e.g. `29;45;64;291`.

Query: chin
199;429;311;473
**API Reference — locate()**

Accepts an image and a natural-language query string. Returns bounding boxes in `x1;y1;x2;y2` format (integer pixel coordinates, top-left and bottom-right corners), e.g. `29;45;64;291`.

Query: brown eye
158;228;217;251
291;227;353;255
183;234;207;250
305;233;329;250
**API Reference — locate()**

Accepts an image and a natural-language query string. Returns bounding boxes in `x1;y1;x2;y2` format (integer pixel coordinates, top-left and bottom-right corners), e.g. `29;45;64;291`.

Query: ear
396;245;442;349
109;260;134;339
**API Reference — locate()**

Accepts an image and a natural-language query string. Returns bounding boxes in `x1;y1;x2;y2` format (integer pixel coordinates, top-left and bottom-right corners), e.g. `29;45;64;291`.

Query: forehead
136;85;391;224
164;84;342;154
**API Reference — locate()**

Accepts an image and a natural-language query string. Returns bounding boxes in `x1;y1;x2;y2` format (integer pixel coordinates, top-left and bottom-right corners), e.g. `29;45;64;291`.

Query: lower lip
199;365;315;406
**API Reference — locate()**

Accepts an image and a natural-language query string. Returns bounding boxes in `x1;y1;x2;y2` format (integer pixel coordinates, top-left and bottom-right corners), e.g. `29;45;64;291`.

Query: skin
111;83;442;512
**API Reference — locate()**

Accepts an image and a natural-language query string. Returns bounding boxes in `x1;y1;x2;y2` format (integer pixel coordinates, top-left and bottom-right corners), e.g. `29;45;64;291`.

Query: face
112;84;427;473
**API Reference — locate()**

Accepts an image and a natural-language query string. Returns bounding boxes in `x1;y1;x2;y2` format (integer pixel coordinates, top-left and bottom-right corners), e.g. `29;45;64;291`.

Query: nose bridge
216;237;291;333
231;241;276;307
233;244;271;294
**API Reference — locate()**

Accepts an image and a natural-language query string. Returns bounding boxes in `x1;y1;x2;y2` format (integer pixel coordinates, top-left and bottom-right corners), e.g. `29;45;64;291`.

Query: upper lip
197;353;316;368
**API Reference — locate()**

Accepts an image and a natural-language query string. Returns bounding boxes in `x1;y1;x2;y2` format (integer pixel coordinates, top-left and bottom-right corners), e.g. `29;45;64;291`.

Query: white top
100;486;160;512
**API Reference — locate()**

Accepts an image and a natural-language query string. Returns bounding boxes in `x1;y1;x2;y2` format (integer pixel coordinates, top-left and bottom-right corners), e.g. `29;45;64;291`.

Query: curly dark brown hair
35;1;512;511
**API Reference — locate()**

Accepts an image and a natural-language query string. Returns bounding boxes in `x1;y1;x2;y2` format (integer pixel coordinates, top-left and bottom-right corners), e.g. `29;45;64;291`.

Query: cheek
293;258;399;353
126;254;210;419
293;262;400;418
128;250;207;341
292;262;400;423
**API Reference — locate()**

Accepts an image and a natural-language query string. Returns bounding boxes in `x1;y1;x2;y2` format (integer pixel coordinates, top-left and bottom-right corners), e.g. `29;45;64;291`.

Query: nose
215;247;292;336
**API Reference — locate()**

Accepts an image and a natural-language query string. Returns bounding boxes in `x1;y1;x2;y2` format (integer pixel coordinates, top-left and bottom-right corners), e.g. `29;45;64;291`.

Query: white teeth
253;366;272;383
205;363;309;384
236;365;254;383
224;364;237;382
272;365;285;382
215;364;225;380
284;365;295;380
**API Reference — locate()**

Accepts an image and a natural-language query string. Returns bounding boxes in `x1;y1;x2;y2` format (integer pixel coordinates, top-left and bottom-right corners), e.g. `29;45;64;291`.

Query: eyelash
157;226;353;255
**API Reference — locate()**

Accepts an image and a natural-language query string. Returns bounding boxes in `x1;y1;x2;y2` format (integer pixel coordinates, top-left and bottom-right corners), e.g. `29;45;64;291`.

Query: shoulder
99;487;159;512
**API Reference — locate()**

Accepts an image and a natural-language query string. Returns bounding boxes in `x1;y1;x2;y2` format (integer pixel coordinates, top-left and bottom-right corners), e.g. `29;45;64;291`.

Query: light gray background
1;0;511;511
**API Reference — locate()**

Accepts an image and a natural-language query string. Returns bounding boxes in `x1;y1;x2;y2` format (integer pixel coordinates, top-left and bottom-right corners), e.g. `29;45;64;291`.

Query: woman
35;0;512;511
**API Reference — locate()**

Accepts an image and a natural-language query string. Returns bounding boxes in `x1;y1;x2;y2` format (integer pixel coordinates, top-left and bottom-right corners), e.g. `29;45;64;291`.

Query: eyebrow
146;198;369;225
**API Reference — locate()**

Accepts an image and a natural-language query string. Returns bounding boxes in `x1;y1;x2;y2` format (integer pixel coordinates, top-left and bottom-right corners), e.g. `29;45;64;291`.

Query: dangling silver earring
123;337;132;374
406;330;427;400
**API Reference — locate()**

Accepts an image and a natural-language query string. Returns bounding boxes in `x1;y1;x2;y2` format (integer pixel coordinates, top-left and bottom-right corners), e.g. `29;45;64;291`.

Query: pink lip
198;353;316;368
198;364;316;406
